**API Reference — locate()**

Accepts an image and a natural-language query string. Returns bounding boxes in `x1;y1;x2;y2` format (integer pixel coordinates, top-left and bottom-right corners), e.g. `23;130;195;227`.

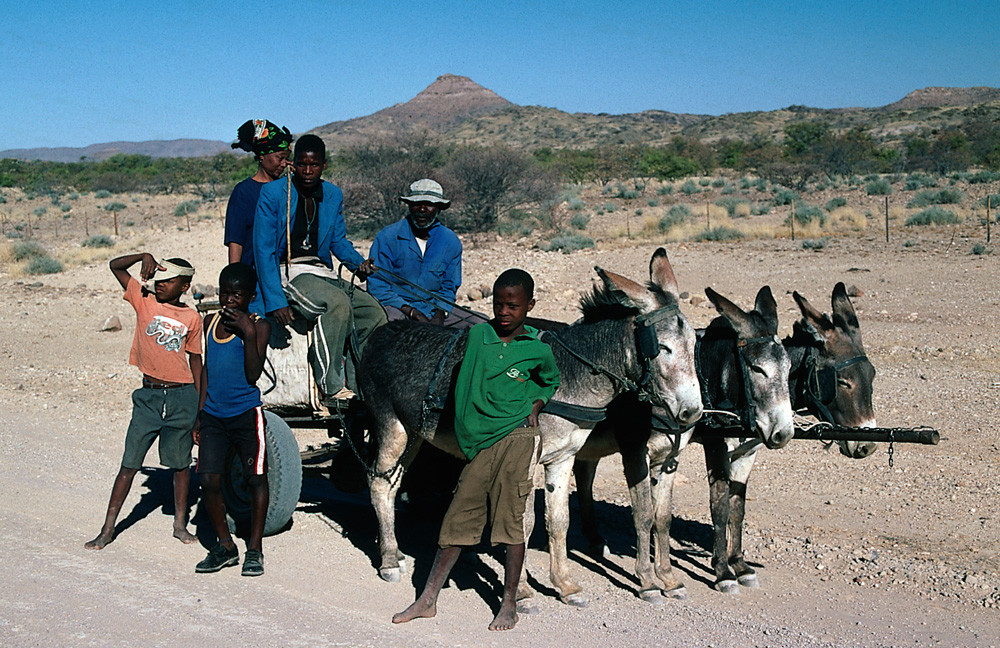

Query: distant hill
5;81;1000;161
0;139;235;163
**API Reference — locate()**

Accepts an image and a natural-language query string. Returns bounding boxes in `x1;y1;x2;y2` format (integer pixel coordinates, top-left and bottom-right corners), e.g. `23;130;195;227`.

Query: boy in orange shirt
85;252;203;550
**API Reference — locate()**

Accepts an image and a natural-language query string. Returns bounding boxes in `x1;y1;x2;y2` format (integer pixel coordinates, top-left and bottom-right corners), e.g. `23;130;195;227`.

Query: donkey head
705;285;794;449
792;282;876;458
594;247;702;429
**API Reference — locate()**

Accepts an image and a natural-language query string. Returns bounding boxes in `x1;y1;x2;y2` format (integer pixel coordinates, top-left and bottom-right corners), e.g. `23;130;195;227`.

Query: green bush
174;200;201;217
792;202;826;226
60;204;71;212
716;196;750;217
567;198;586;211
752;203;771;215
5;231;22;239
979;193;1000;208
82;234;115;248
0;193;6;204
693;226;744;242
968;170;1000;184
801;238;829;250
698;178;711;187
738;178;752;190
971;243;989;255
824;197;848;211
27;255;63;275
104;201;127;212
754;178;768;191
602;202;617;213
656;184;674;196
680;180;699;195
658;205;691;232
67;192;80;201
773;189;798;205
903;173;937;190
569;213;590;230
908;189;963;207
32;206;47;217
647;198;659;207
720;183;736;195
865;179;892;196
94;190;111;199
906;207;960;226
12;240;46;261
711;178;726;188
545;232;594;253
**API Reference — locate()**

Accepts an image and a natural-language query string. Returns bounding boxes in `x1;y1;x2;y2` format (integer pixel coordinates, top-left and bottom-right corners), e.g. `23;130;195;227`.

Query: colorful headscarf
231;119;293;157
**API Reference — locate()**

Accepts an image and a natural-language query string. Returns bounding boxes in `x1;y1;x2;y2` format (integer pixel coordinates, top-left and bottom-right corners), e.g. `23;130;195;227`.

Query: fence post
113;211;119;236
790;201;795;241
706;199;710;231
85;211;89;237
988;194;992;244
884;196;889;244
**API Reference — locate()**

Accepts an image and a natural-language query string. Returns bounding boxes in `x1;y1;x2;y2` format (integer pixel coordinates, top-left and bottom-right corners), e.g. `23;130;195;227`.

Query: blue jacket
367;219;462;317
253;178;365;314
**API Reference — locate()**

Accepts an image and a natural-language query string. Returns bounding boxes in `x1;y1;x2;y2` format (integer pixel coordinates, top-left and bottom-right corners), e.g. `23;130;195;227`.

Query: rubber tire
223;411;302;536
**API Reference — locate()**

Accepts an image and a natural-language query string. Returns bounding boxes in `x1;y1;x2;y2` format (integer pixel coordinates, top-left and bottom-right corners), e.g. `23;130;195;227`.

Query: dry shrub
827;206;868;231
58;246;117;268
0;242;14;264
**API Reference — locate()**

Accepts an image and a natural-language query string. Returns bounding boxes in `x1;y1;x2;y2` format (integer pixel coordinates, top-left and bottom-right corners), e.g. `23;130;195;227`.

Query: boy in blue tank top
194;263;272;576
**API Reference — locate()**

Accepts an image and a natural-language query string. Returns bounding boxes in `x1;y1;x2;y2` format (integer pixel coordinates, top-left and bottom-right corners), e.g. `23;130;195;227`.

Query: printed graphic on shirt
506;367;527;383
145;315;189;352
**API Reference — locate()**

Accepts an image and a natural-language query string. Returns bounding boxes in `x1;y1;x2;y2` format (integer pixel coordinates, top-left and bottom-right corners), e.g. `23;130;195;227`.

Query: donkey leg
703;436;739;593
728;451;759;588
650;466;687;600
544;458;587;607
620;447;663;603
573;458;608;560
368;419;413;582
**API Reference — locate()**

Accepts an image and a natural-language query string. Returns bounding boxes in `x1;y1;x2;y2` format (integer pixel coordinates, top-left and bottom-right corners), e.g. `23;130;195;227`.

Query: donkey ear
649;247;680;297
705;287;754;338
753;286;779;334
793;290;835;335
596;267;657;311
831;282;860;332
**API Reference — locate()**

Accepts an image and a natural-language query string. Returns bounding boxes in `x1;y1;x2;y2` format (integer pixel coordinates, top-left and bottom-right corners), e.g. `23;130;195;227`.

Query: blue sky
3;0;998;149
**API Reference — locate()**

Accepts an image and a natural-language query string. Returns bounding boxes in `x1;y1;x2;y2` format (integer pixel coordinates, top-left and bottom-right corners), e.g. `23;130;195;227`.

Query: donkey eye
659;343;673;355
837;378;852;389
749;364;767;376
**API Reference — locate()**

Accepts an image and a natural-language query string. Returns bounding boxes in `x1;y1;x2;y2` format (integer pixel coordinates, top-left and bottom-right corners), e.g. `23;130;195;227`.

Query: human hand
403;305;429;323
139;253;165;282
220;306;254;338
356;258;375;280
271;306;295;326
527;400;545;427
430;309;446;326
192;425;200;446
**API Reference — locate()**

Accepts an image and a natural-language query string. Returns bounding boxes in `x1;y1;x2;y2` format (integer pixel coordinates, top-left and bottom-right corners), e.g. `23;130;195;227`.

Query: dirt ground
1;213;998;648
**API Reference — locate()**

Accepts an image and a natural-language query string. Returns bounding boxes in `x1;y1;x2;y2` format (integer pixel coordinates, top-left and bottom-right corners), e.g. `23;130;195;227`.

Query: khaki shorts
438;427;541;547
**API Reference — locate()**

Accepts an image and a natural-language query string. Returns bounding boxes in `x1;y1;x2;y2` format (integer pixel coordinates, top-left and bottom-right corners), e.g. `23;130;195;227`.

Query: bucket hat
400;179;450;208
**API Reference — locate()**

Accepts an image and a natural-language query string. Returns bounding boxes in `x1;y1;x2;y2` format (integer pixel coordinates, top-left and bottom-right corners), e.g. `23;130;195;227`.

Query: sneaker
320;387;355;407
242;549;264;577
195;543;239;573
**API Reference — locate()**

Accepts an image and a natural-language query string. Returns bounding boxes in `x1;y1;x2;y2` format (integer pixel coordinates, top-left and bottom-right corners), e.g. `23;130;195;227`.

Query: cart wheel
223;411;302;536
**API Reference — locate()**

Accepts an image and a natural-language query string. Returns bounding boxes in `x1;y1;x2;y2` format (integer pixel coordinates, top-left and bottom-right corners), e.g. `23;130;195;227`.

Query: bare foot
392;599;436;624
84;531;113;550
488;605;518;631
173;528;198;544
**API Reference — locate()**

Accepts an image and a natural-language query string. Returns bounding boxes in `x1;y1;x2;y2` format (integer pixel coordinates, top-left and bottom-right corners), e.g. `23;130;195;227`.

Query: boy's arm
244;317;271;384
193;314;211;445
109;252;162;290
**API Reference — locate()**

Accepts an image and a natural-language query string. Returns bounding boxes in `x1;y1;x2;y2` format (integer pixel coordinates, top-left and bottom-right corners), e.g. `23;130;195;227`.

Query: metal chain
888;429;895;468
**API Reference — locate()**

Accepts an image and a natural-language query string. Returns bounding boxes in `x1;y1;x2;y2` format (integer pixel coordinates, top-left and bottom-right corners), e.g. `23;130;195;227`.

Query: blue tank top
203;313;262;417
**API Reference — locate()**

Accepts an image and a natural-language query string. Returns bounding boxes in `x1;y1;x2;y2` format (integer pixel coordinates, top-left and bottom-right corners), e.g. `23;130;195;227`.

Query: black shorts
197;407;267;476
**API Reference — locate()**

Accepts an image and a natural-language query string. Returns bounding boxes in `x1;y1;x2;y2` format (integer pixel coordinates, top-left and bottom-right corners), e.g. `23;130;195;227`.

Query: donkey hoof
563;593;590;608
639;589;664;604
516;599;539;615
715;579;740;595
379;567;401;583
737;573;760;588
665;585;688;600
398;555;409;574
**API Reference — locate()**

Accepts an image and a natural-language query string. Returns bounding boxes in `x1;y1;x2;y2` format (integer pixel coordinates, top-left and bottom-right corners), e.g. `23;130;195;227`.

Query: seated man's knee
201;473;223;494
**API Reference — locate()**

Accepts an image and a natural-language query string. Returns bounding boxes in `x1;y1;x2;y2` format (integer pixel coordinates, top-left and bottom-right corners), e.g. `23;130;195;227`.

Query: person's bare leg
85;467;139;549
172;467;197;544
392;546;462;623
200;473;235;550
489;542;524;631
248;476;269;552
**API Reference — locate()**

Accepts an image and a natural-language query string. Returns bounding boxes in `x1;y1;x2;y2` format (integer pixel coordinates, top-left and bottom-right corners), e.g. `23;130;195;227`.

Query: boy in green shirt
393;268;559;631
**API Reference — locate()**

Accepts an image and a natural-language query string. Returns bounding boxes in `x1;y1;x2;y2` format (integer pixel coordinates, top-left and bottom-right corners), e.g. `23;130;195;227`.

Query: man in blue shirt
368;179;485;327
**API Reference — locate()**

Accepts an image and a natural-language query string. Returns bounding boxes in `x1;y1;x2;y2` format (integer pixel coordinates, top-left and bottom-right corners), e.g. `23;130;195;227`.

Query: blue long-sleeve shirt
367;219;462;317
253;178;365;314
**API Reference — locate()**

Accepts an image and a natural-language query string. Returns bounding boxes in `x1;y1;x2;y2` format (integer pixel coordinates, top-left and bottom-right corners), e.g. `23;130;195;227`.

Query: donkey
358;248;703;607
698;281;876;594
574;285;795;600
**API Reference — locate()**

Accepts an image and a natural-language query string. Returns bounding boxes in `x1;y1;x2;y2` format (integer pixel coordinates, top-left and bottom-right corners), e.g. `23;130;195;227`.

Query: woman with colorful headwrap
224;119;293;266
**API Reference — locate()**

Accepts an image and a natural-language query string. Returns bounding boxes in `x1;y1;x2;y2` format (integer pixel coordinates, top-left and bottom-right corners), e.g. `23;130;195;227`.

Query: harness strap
541;400;607;426
420;328;465;433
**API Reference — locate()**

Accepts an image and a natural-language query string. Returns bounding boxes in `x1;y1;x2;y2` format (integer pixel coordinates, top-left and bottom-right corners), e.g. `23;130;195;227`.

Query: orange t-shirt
124;277;203;383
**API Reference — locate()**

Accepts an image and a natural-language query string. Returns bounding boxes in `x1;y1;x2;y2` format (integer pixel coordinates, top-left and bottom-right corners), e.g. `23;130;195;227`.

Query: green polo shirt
454;322;560;459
